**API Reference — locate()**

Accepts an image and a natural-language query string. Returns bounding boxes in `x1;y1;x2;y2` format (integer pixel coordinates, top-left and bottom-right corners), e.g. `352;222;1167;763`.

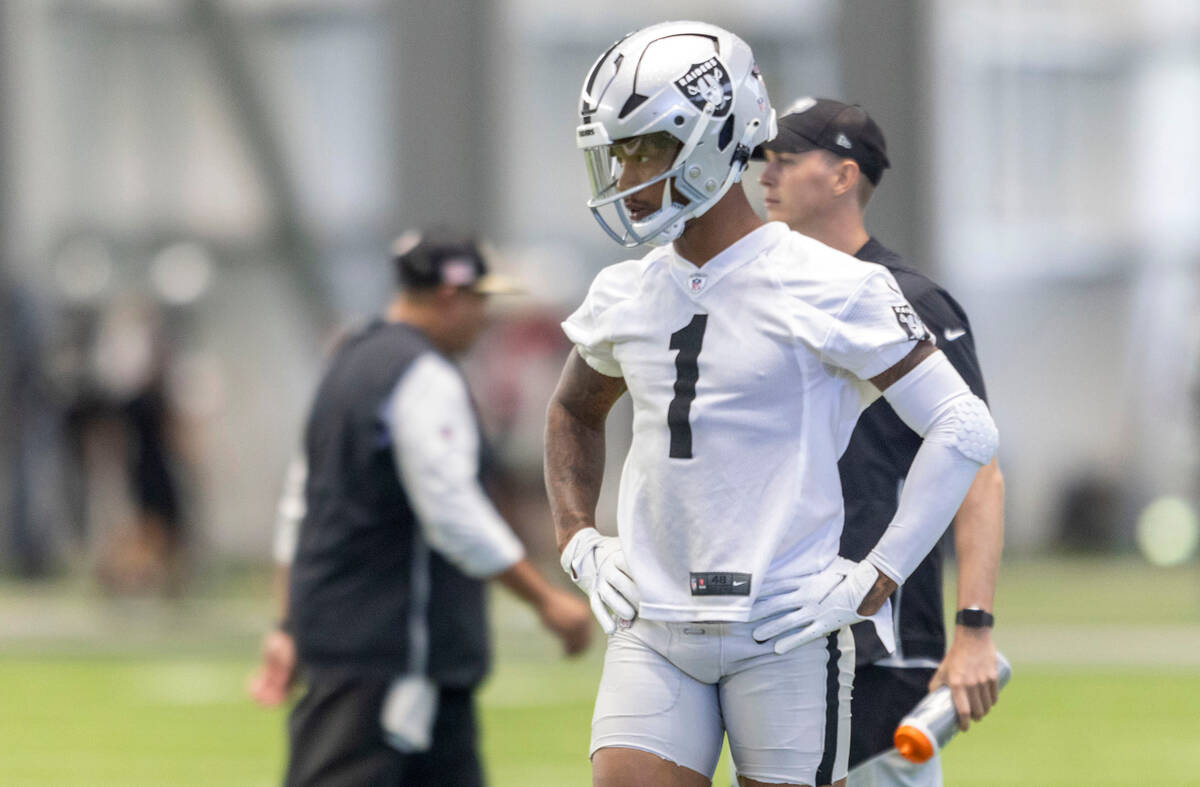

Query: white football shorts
590;617;854;785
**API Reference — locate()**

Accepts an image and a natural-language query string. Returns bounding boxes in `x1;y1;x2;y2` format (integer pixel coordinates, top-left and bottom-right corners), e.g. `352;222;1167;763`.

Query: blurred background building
0;0;1197;578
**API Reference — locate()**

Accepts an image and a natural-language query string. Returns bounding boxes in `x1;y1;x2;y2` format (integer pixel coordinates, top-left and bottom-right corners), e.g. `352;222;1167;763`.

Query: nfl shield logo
688;274;707;294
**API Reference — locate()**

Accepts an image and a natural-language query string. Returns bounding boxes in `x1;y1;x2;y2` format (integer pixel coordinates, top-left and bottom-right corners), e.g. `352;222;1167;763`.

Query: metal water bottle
893;652;1012;764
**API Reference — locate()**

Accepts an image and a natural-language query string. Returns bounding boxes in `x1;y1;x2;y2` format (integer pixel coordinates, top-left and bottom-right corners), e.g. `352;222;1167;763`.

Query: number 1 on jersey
668;314;707;459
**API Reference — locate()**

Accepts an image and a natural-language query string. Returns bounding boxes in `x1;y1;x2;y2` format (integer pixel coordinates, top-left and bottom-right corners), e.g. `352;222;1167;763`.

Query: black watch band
955;608;995;628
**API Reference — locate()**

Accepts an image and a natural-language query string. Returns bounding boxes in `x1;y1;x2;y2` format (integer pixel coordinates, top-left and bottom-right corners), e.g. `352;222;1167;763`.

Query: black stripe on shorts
815;630;841;785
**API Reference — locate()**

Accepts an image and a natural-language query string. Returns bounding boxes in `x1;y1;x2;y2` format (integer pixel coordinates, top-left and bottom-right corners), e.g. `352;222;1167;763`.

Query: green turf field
0;556;1197;785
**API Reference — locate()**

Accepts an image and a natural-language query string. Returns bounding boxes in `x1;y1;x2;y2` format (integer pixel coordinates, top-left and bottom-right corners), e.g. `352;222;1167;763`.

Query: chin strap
641;184;686;246
640;218;685;247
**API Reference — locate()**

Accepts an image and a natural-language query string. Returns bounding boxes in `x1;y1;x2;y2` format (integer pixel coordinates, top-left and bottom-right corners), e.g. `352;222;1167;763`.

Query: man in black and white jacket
252;231;591;787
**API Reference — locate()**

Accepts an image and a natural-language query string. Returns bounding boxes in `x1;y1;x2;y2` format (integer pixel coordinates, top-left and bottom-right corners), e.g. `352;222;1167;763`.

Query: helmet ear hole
674;115;686;126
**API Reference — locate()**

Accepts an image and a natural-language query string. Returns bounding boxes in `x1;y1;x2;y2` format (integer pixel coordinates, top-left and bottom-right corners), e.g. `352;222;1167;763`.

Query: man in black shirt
757;100;1005;785
262;231;592;786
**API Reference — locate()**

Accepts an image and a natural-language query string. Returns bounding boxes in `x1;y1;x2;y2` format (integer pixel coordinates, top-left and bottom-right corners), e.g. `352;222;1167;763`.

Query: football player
545;21;998;787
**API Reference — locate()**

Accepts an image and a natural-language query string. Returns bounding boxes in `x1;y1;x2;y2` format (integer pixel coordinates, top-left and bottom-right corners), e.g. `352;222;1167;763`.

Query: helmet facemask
581;112;765;247
583;132;692;247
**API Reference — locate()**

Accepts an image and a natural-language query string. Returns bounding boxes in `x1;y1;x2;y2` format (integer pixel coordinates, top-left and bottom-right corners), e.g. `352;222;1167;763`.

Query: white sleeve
866;352;999;583
272;452;307;565
385;353;525;579
821;270;929;380
561;262;638;378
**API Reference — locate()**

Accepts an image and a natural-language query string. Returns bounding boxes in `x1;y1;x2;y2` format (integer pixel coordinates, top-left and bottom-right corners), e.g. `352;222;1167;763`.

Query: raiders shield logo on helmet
673;57;733;117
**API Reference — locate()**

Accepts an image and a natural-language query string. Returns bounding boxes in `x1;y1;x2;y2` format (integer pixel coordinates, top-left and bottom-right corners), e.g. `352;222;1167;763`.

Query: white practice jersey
563;222;927;621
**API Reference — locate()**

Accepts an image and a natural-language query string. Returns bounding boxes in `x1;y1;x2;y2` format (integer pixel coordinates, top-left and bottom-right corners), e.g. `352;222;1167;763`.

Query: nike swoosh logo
943;327;967;341
732;580;747;587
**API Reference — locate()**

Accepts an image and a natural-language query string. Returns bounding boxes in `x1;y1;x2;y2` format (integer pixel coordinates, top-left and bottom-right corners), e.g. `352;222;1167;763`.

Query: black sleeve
908;286;988;404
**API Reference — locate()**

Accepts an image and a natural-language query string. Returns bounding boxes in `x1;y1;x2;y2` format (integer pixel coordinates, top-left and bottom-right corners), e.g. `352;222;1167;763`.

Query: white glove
560;528;639;635
751;558;890;654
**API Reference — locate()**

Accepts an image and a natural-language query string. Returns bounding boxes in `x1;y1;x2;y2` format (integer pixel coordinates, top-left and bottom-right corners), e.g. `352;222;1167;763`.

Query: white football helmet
577;21;777;247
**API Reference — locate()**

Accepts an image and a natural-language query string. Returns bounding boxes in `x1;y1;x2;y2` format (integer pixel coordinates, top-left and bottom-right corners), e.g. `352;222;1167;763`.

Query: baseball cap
753;97;891;185
391;230;521;295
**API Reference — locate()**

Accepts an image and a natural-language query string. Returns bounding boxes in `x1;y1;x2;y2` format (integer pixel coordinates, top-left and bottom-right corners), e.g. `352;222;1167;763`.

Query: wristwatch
955;607;994;628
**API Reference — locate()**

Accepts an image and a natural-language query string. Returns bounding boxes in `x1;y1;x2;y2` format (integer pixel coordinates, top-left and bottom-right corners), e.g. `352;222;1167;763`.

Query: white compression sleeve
866;352;998;584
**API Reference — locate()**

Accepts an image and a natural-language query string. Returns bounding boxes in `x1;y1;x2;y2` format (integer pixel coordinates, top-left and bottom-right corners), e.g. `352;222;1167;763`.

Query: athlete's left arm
849;339;933;612
858;340;1000;612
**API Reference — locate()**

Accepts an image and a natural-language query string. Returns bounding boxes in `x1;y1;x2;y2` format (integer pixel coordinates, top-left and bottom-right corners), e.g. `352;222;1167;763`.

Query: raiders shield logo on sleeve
892;304;930;341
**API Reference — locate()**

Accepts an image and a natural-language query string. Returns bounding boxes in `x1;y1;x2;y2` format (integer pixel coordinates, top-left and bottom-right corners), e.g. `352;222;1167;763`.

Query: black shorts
848;664;936;769
284;673;482;787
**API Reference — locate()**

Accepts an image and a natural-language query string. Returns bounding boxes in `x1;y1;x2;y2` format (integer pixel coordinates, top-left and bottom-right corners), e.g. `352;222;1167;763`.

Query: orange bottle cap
894;725;935;764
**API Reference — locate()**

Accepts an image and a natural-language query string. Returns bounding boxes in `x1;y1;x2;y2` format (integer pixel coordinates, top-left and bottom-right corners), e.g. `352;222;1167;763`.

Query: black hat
391;229;520;294
753;97;890;185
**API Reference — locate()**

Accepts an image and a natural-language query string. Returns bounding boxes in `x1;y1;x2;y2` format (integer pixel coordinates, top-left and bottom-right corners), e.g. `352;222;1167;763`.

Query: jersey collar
667;222;788;299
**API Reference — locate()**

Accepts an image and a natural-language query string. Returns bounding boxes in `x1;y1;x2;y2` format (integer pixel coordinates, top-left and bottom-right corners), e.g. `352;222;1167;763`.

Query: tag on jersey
690;572;751;596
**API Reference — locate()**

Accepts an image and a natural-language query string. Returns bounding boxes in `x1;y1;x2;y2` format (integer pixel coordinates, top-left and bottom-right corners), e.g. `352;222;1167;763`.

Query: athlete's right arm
544;348;627;550
545;349;639;633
